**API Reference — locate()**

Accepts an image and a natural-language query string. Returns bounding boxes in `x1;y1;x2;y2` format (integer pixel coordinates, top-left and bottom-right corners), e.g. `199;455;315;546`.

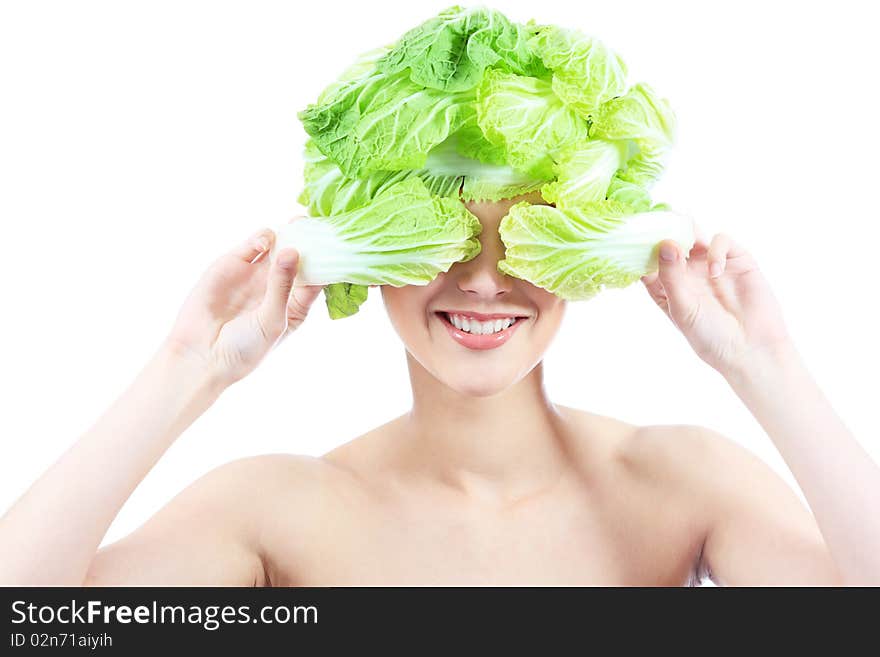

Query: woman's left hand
641;234;793;378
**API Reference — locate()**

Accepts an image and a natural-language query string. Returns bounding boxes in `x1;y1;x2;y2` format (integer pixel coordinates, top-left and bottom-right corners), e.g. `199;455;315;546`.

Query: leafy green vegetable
526;24;628;119
294;5;684;318
274;177;481;286
315;45;393;106
323;282;370;320
299;135;545;217
497;201;695;300
476;69;588;179
376;5;547;92
605;176;650;211
299;139;464;218
424;137;547;203
540;140;627;208
299;70;475;179
589;82;676;188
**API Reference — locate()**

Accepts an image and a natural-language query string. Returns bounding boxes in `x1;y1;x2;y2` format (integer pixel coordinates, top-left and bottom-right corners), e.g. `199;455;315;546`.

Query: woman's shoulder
196;452;362;504
198;414;411;502
319;413;410;475
555;404;752;483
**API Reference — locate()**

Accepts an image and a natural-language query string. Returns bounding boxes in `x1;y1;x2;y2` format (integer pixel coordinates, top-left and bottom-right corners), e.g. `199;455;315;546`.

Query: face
381;192;566;398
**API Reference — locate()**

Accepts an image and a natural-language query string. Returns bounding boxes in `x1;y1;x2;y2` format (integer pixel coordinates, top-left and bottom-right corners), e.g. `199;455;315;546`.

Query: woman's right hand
163;222;324;389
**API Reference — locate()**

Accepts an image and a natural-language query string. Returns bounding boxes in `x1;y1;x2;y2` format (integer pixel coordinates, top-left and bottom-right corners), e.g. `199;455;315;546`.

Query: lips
435;311;526;351
440;309;529;321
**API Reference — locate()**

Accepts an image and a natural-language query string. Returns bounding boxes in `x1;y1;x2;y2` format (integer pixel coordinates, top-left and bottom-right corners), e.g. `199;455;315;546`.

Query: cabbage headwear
288;5;692;318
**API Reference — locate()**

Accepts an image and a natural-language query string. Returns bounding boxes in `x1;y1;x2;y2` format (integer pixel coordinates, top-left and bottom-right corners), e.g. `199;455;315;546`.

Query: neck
399;351;571;500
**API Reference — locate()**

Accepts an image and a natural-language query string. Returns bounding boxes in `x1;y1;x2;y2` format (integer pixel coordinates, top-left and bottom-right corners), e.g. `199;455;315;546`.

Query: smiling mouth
433;311;530;351
436;311;525;335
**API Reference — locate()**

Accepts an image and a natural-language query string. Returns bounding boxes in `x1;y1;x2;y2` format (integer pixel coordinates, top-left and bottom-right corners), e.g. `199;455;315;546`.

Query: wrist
153;338;228;403
721;339;803;391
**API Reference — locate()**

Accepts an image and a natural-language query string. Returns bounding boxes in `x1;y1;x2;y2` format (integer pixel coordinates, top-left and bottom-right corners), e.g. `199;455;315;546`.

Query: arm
644;235;880;585
0;225;322;585
0;345;221;585
716;344;878;585
86;456;280;586
684;425;844;586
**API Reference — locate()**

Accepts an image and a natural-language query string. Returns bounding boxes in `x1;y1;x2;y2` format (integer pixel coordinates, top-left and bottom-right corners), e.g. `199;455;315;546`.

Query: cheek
543;297;566;324
529;294;567;344
524;283;566;323
381;285;433;335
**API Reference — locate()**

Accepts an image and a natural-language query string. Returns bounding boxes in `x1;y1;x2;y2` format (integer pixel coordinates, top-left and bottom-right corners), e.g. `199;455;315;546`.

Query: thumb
257;247;299;338
656;240;699;329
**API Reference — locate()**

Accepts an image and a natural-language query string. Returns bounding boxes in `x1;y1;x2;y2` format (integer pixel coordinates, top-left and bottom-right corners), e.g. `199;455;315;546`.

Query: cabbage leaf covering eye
283;5;694;319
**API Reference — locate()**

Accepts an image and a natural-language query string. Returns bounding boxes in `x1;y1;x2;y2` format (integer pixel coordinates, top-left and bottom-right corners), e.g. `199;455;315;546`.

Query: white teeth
445;313;517;335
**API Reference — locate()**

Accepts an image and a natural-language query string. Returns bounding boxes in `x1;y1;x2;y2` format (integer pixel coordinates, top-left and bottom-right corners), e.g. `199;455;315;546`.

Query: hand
641;234;793;377
163;222;324;389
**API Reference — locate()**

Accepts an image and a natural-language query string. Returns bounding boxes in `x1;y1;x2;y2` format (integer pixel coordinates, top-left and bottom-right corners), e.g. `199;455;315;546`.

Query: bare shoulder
200;452;360;503
319;413;410;477
618;423;838;585
171;452;363;536
196;453;334;489
554;404;790;502
614;420;820;542
621;422;750;477
200;415;413;507
621;422;785;492
86;454;356;586
107;453;343;538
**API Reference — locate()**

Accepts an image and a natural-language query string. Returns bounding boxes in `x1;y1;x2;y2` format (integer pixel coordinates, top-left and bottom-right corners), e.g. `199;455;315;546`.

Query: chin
440;368;520;398
450;381;511;398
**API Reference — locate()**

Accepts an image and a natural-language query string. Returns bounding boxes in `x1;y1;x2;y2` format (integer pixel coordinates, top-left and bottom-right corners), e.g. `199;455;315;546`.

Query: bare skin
1;193;877;586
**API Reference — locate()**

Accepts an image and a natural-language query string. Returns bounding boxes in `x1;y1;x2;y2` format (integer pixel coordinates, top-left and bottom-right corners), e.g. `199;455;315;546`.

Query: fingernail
278;250;298;269
659;243;677;262
709;262;722;278
251;230;269;251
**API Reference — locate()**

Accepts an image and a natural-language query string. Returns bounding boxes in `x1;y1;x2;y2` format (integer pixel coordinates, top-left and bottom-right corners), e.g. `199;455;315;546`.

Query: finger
706;233;732;279
640;272;669;315
286;284;324;326
689;240;709;257
256;247;300;338
691;224;711;253
231;228;274;264
273;284;324;348
656;240;700;328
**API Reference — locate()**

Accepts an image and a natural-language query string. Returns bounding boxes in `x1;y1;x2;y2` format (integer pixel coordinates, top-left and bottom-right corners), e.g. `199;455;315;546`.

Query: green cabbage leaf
498;200;695;300
275;177;481;285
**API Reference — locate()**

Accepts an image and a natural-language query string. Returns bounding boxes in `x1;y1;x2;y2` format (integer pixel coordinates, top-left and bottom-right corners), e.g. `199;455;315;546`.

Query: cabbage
540;140;628;208
274;177;481;318
498;201;695;300
293;5;692;318
526;24;628;119
375;6;548;91
589;82;677;188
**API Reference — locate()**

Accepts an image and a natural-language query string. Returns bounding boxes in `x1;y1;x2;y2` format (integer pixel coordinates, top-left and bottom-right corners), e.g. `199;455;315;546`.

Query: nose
453;223;513;298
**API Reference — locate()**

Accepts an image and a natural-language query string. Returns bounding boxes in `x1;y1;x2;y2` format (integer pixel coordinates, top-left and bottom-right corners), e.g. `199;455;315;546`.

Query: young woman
1;191;878;586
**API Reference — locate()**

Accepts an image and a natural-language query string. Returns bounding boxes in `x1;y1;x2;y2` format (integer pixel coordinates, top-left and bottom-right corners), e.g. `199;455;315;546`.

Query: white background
1;0;878;559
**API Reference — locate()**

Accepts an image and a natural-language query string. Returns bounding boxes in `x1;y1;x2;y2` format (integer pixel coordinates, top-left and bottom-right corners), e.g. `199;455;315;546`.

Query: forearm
725;344;880;585
0;343;224;585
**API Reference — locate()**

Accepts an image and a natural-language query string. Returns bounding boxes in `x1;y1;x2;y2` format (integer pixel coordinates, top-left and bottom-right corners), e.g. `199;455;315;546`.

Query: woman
1;190;878;586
